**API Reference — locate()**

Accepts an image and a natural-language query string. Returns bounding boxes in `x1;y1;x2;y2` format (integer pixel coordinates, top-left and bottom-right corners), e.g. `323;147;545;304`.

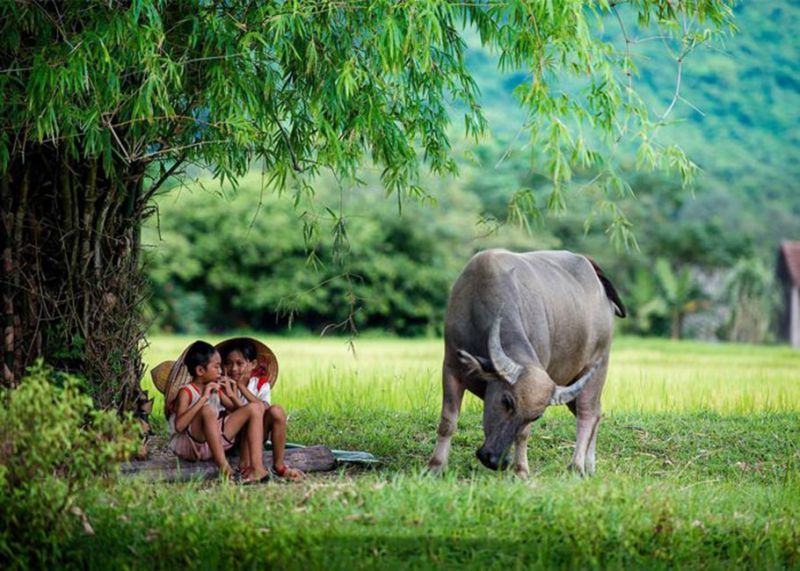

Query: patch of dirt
141;434;175;462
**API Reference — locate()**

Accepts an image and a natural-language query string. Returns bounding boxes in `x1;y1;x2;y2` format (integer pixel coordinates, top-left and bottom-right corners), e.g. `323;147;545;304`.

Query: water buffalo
428;249;626;477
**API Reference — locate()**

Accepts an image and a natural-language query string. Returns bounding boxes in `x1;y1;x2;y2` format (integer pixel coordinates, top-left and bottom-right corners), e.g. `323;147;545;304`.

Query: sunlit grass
142;335;800;420
607;338;800;413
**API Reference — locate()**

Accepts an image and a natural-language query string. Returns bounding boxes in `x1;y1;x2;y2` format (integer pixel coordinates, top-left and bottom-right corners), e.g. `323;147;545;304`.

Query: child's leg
239;437;251;475
265;405;304;479
223;402;268;480
190;405;234;478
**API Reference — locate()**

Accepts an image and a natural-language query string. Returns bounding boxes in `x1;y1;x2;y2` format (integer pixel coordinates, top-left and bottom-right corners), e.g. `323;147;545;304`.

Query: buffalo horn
549;362;599;405
487;317;523;385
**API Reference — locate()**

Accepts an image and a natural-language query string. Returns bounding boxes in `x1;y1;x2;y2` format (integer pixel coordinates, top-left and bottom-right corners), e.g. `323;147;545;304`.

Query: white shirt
240;374;271;406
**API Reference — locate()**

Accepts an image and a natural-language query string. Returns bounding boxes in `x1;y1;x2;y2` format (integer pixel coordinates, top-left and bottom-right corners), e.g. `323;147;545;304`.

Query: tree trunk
670;310;681;340
0;144;149;410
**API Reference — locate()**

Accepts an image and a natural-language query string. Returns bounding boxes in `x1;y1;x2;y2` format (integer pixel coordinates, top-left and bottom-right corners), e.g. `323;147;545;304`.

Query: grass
75;473;799;570
18;336;800;568
141;335;800;420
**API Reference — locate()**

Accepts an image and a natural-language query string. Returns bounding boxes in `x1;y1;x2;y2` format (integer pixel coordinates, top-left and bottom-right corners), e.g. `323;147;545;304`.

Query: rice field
142;335;800;418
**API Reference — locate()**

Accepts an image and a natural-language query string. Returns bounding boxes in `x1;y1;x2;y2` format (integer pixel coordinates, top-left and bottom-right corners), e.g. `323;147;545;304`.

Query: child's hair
184;340;217;377
220;338;257;362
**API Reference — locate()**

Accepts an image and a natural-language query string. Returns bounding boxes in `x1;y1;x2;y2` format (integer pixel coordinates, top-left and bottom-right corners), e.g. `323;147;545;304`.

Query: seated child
166;340;270;483
218;337;304;480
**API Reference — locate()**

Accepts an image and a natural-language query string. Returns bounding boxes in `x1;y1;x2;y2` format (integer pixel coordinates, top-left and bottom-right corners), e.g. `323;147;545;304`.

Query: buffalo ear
457;350;495;380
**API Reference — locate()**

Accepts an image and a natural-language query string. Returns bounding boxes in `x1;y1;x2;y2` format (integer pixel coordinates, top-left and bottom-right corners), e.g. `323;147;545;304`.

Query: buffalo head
459;317;596;471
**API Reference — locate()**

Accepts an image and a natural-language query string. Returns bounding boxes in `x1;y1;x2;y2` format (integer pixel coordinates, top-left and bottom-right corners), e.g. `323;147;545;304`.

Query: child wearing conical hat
218;337;304;480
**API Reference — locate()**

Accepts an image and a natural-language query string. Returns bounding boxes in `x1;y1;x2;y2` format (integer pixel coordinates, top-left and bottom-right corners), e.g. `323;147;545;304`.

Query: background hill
463;0;800;253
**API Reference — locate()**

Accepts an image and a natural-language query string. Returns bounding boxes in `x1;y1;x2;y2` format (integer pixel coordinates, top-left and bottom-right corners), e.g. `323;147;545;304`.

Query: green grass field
59;337;800;568
142;335;800;418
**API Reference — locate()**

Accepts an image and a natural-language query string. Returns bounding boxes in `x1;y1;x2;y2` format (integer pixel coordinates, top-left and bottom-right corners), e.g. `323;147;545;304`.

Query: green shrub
0;361;139;568
143;172;540;336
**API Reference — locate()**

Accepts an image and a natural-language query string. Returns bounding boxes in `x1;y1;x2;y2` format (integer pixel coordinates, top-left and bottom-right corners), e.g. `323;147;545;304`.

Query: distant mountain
462;0;800;255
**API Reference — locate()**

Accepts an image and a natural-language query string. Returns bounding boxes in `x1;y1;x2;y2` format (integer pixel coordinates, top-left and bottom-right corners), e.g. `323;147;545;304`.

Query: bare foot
242;467;270;484
273;464;304;480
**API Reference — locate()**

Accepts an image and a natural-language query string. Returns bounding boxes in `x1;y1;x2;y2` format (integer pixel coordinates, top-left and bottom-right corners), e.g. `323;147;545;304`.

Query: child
218;337;304;480
166;340;270;483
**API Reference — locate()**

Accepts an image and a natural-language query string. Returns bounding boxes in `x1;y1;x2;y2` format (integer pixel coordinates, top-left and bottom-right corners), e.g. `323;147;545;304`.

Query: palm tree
627;268;668;335
654;259;704;340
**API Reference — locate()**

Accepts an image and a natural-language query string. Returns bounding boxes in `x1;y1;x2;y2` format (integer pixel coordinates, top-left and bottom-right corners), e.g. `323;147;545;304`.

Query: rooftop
779;241;800;287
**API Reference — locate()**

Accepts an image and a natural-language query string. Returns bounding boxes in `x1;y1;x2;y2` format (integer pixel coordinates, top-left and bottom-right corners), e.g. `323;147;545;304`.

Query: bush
0;362;139;568
143;173;490;335
720;257;778;343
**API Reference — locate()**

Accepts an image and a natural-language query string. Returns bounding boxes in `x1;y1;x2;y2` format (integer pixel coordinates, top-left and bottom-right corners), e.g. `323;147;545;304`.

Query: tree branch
141;157;186;205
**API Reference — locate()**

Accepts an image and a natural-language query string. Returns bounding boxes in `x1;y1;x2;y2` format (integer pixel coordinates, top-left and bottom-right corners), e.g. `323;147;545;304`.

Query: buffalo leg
513;424;531;478
584;415;602;475
571;415;597;476
428;364;465;474
567;360;608;476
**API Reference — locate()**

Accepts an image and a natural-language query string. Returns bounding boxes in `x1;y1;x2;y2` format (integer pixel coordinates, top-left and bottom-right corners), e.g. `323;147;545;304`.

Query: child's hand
203;382;220;399
219;376;236;398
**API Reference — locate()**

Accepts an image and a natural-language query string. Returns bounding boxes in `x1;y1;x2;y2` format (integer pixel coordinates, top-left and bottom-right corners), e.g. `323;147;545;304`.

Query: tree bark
0;144;148;410
1;171;14;386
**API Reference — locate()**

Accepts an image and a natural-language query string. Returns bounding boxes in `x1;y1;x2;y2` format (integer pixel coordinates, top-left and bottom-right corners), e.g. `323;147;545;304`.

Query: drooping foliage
144;172;547;336
0;1;735;408
465;1;800;256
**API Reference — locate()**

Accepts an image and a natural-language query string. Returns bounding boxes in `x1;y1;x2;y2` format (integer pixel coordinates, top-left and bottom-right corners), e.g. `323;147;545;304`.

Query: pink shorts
170;416;234;461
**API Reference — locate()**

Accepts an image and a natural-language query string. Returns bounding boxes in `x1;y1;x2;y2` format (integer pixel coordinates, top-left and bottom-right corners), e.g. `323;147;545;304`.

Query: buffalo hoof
513;466;530;480
568;462;589;478
426;460;445;475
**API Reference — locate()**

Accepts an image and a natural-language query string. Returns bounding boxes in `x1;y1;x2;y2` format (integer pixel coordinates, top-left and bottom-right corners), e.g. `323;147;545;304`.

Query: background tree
0;1;734;409
624;267;669;336
144;171;542;336
653;258;705;340
721;258;777;344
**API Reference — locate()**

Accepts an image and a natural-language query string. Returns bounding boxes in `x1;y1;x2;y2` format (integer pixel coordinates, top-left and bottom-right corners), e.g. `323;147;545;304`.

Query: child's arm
236;379;261;405
174;383;218;433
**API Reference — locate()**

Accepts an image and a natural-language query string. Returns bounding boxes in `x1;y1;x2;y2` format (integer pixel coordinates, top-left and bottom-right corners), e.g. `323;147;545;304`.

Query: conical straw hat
215;337;279;388
161;343;195;418
150;360;175;394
